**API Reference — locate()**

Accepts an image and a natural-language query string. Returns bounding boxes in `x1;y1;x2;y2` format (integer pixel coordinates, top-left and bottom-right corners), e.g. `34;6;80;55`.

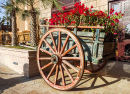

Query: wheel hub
51;54;62;64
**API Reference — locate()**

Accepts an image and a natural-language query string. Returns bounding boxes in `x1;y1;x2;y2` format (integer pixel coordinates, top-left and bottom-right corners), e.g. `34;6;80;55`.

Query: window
113;3;119;14
125;24;130;39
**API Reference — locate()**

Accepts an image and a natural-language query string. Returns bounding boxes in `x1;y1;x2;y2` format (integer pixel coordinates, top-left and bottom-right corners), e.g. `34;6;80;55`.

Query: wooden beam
40;25;104;29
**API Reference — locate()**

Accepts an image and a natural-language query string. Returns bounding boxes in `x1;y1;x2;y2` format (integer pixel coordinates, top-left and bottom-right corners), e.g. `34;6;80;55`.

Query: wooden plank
78;36;104;42
98;44;104;57
93;29;100;57
76;31;105;38
103;42;115;56
40;25;104;29
42;27;45;35
100;32;105;38
77;31;94;37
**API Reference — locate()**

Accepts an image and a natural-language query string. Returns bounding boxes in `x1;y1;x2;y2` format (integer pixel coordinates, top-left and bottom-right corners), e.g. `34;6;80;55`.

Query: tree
1;0;21;46
19;0;62;46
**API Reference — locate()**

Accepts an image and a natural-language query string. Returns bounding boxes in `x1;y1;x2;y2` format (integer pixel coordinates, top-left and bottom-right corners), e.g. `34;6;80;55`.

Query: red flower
111;23;115;26
71;9;77;14
65;18;69;23
115;12;118;16
62;6;67;11
107;16;110;19
81;4;85;8
106;31;108;34
85;6;89;11
122;14;124;16
52;14;57;17
57;12;62;16
83;13;87;16
114;32;117;35
79;8;84;15
110;8;114;14
113;18;119;23
74;2;80;7
71;21;76;24
91;5;93;8
114;31;117;35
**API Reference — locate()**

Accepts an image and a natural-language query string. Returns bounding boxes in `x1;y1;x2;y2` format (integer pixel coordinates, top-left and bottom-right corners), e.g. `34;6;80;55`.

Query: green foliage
0;0;22;16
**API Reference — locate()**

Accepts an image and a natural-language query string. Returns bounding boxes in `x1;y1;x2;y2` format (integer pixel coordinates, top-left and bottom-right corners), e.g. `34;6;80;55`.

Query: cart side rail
40;25;104;29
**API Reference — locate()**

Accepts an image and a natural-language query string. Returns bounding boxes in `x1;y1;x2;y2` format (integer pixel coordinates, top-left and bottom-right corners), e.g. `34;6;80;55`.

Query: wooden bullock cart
37;25;116;90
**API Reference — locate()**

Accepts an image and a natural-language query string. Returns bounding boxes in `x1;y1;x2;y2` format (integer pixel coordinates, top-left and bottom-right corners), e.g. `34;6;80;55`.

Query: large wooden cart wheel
37;28;84;90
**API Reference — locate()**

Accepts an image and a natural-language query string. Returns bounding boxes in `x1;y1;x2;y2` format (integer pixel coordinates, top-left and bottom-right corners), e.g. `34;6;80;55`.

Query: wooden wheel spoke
40;48;52;56
73;60;80;69
50;32;57;52
73;60;79;67
47;64;56;79
58;31;61;53
62;57;80;60
90;62;94;71
54;65;59;85
62;44;77;56
62;60;79;73
59;65;65;86
39;57;51;60
41;62;53;70
43;39;55;53
62;63;74;82
60;35;70;54
84;61;87;69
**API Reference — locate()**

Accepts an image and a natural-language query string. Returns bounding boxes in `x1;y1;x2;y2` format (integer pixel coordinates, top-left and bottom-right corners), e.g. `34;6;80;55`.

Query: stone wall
39;1;52;20
39;0;109;20
81;0;108;11
0;47;39;77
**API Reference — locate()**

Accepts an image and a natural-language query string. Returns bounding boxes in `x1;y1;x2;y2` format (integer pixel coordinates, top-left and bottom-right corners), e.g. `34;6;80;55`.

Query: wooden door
109;0;130;61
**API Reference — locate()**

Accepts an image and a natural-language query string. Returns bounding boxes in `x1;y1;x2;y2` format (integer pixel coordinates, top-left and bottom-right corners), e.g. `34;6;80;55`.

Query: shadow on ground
70;60;130;91
0;63;41;94
0;75;41;94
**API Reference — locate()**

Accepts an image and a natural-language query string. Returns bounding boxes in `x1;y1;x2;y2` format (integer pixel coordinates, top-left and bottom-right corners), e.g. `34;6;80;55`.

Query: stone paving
0;60;130;94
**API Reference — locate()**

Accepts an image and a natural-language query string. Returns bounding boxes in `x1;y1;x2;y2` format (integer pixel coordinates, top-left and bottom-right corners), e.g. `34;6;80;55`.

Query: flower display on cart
47;2;124;35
